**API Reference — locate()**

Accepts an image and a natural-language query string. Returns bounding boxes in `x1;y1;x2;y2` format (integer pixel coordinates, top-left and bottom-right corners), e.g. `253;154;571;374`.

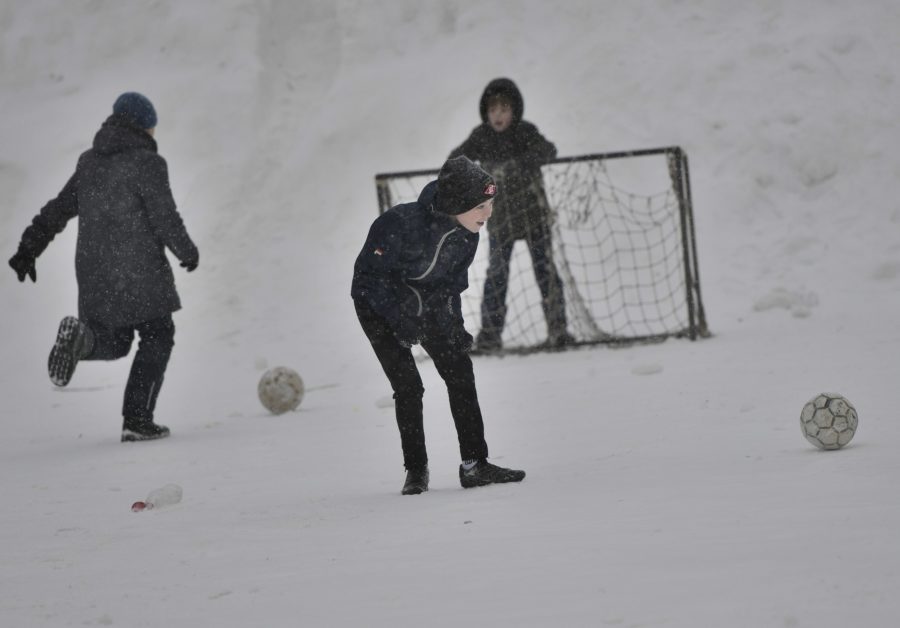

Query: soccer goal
374;146;709;354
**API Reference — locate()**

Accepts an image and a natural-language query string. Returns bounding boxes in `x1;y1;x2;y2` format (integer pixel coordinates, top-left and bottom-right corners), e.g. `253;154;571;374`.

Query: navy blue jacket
351;181;478;341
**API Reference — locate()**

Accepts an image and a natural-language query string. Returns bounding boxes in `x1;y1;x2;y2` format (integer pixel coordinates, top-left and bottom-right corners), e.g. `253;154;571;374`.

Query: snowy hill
1;1;899;626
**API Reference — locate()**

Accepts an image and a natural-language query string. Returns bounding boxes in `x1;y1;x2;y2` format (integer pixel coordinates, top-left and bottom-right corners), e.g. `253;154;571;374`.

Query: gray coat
16;114;198;327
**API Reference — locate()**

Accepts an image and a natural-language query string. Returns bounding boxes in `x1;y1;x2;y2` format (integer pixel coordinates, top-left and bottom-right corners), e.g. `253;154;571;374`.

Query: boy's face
487;101;513;132
455;198;494;233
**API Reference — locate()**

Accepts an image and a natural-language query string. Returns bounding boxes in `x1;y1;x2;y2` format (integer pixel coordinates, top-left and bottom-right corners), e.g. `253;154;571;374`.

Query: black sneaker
401;467;429;495
122;418;170;442
459;460;526;488
48;316;92;387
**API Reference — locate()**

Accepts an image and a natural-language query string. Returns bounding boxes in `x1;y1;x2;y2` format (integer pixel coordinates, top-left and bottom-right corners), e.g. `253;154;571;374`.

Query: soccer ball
258;366;305;415
800;393;858;450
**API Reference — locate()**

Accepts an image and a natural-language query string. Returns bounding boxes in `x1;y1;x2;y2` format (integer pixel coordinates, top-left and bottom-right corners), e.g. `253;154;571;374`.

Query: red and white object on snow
131;483;183;512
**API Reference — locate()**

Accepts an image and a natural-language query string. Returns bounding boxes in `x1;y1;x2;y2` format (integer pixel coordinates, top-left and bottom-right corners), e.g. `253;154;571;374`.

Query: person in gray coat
8;92;198;442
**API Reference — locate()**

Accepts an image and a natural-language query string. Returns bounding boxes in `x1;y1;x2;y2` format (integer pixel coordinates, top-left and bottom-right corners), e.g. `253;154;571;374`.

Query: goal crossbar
373;146;709;354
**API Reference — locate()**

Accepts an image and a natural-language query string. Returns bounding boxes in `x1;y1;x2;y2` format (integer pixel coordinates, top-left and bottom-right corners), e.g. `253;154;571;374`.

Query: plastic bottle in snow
131;484;183;511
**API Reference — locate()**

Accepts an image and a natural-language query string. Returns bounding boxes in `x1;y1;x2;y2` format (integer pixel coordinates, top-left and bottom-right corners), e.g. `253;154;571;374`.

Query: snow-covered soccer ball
800;393;858;450
258;366;305;415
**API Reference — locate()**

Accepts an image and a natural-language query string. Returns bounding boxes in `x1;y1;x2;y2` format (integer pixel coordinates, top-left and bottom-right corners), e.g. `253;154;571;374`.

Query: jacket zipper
410;227;458;281
405;226;458;316
406;284;423;316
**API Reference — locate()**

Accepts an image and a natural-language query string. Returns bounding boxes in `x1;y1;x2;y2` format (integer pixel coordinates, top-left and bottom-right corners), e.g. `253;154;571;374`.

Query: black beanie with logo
435;156;497;215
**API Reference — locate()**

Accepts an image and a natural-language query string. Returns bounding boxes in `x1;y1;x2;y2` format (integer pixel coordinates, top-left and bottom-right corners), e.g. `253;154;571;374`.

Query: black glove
180;253;199;272
447;326;474;353
425;291;455;328
424;291;472;351
394;313;421;348
9;252;36;283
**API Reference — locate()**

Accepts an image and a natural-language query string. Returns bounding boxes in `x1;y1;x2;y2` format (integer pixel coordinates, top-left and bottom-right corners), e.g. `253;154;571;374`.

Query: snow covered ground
1;1;899;626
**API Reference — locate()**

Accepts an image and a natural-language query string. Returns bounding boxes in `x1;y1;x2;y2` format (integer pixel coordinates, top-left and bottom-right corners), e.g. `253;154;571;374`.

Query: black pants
83;315;175;421
480;222;567;341
355;301;488;470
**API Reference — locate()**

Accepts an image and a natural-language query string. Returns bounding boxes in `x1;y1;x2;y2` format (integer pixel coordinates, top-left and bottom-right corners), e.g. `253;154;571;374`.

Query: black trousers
355;301;489;470
83;314;175;421
480;221;567;341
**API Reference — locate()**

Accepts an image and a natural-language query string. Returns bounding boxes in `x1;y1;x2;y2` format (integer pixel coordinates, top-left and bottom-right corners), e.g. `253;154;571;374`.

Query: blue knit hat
113;92;157;129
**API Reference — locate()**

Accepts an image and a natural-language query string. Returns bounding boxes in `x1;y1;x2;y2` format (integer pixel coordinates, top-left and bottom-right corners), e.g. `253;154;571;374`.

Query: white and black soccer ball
800;393;858;450
258;366;305;415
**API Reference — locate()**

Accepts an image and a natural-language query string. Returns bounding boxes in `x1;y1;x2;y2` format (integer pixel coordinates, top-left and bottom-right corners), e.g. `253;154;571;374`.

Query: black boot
401;467;429;495
459;460;526;488
48;316;93;387
539;329;576;351
122;417;170;442
472;332;502;355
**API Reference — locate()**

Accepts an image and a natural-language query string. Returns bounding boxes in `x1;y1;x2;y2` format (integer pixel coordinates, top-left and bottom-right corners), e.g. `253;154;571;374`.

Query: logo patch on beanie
484;183;497;196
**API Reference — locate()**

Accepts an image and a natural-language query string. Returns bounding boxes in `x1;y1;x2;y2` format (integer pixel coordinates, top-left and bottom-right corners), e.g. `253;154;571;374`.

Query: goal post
374;146;709;354
669;147;708;341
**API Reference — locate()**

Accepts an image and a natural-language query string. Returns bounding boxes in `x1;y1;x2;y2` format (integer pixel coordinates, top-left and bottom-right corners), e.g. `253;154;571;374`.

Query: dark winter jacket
351;181;478;346
14;114;198;327
449;78;557;240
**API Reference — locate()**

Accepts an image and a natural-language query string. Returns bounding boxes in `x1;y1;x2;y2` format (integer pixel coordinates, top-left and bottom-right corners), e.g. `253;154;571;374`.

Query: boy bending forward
352;156;526;495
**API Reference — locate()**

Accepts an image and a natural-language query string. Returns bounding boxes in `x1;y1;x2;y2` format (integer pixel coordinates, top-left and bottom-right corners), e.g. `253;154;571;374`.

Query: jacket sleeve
423;238;475;331
421;266;472;350
447;142;466;160
16;171;79;258
354;212;418;330
140;154;199;266
517;122;557;166
448;127;482;161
